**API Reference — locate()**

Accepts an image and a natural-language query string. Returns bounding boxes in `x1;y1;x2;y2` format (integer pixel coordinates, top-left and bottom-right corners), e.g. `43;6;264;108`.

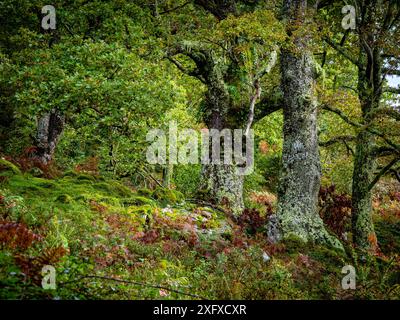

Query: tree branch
319;135;356;147
254;93;283;122
384;87;400;94
369;157;400;191
324;37;361;69
159;1;191;15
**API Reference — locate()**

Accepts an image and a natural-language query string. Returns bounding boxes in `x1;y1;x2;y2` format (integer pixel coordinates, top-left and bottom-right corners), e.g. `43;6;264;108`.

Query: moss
108;181;133;197
152;187;184;204
137;188;153;197
282;234;309;254
33;179;55;188
74;194;89;202
308;245;346;268
128;205;154;228
63;170;79;178
122;196;154;206
0;159;21;175
56;194;73;204
93;181;133;197
128;205;153;215
98;196;121;207
93;182;114;194
76;173;96;182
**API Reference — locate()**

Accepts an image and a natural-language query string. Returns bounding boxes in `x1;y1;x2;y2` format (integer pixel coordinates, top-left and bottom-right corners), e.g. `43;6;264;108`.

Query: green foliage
0;159;21;175
173;164;201;197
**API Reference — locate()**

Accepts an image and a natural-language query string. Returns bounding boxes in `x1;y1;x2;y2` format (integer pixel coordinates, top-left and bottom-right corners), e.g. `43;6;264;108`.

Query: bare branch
245;80;261;136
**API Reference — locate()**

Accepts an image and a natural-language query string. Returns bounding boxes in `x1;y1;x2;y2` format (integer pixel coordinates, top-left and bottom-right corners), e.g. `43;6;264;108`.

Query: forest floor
0;160;399;300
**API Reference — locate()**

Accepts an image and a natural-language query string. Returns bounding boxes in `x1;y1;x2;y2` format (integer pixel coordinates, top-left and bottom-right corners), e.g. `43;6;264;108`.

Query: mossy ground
0;171;399;300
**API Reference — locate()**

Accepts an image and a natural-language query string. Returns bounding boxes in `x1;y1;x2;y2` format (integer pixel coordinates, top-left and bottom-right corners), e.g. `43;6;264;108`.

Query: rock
266;214;281;243
262;251;271;262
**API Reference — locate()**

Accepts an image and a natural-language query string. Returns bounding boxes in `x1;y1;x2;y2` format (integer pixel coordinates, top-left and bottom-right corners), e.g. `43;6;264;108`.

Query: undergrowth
0;166;399;300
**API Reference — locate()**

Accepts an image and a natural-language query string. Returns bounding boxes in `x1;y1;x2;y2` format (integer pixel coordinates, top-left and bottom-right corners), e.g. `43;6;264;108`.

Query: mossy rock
128;205;154;216
63;170;80;178
137;188;153;197
152;187;184;204
122;196;154;206
75;173;97;182
74;194;90;203
109;181;133;197
0;159;21;175
56;194;73;204
308;245;346;268
128;205;154;229
94;181;133;197
282;235;309;254
93;182;114;194
34;179;56;188
98;196;121;207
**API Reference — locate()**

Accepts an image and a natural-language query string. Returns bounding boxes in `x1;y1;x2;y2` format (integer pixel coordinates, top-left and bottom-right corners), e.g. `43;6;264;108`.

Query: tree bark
33;109;65;166
271;0;342;248
352;130;377;250
351;47;381;251
200;84;245;215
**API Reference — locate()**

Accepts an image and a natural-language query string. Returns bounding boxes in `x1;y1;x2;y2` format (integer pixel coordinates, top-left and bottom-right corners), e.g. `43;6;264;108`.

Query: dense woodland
0;0;400;300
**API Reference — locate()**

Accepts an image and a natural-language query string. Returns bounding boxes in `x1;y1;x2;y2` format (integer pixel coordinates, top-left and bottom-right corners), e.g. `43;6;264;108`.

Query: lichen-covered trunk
201;163;244;215
200;87;244;215
272;0;341;248
33;109;64;166
351;64;380;251
351;130;377;250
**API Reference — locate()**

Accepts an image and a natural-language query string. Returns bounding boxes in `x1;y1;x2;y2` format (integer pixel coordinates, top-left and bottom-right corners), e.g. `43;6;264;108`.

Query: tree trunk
351;130;377;250
163;163;174;188
33;109;64;166
199;86;245;215
351;56;381;251
201;163;244;215
271;0;342;249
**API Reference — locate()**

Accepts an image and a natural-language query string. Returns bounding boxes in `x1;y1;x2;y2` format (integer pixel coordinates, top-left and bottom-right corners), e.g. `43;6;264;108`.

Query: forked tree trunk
271;0;342;249
33;109;65;166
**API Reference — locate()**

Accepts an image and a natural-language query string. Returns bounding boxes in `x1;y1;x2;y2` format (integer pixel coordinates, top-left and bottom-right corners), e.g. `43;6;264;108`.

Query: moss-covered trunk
351;57;381;251
273;0;341;248
351;130;377;250
201;163;244;215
